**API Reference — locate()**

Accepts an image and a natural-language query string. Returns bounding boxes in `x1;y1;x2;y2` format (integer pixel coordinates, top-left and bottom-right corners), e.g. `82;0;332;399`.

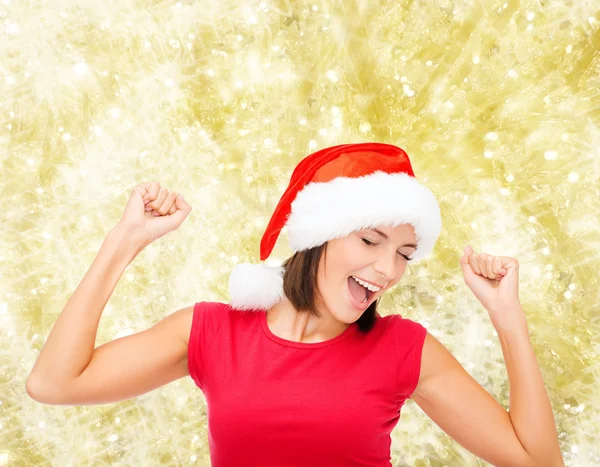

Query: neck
266;298;350;343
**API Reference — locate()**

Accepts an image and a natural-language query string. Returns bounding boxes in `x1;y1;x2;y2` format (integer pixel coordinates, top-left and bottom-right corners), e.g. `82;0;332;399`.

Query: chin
325;303;356;324
340;314;359;324
338;306;366;323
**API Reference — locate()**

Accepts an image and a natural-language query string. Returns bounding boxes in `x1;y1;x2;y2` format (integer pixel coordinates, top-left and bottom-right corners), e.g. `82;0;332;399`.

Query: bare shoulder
414;331;462;397
173;304;195;348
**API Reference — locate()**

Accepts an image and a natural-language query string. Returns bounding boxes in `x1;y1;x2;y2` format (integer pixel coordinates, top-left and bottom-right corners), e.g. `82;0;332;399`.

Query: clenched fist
459;245;524;332
116;181;192;248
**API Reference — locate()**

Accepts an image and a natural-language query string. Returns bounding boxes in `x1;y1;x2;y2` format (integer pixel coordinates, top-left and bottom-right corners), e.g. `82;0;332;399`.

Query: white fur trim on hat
228;263;285;311
286;170;442;261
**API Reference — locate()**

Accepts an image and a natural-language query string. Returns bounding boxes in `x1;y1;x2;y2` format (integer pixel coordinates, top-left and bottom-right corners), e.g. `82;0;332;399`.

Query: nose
373;251;396;283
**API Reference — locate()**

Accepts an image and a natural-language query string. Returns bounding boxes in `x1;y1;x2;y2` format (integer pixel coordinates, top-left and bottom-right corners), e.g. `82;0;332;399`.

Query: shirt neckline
261;310;358;349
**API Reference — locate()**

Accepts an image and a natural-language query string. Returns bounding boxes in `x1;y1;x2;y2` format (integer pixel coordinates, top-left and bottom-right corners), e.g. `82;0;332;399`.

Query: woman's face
315;223;418;323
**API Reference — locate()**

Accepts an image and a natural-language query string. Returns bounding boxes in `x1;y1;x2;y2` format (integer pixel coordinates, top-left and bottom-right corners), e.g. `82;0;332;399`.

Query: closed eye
361;238;414;262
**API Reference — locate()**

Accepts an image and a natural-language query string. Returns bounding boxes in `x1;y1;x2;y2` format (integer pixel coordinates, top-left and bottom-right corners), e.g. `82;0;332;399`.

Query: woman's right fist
116;181;192;247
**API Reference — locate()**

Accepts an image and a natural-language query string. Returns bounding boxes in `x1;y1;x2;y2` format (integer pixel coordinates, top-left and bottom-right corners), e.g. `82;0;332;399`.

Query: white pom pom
228;263;285;311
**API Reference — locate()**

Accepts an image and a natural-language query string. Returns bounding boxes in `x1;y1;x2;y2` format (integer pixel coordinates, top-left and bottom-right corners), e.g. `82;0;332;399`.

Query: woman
26;143;563;466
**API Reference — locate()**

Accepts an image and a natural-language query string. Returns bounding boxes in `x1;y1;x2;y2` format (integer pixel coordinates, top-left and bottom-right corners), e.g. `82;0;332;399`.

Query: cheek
316;267;346;301
391;263;408;284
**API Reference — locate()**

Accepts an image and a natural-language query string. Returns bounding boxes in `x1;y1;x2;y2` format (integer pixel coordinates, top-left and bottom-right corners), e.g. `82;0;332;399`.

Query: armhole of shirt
394;315;428;402
408;323;427;399
188;302;205;389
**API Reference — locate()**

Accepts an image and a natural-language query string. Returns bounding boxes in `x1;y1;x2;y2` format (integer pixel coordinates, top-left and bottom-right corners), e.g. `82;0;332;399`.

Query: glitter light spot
4;22;21;35
359;122;371;133
73;62;89;75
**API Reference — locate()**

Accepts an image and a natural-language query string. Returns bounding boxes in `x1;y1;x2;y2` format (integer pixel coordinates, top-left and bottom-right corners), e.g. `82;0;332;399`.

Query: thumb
163;193;192;227
176;193;192;211
460;245;474;267
459;245;481;283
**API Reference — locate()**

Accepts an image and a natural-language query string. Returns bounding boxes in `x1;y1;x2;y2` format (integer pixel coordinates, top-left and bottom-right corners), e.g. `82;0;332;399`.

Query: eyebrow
369;228;418;249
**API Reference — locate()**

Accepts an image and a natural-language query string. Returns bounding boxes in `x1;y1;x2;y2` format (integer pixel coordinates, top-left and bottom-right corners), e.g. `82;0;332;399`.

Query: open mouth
347;276;375;304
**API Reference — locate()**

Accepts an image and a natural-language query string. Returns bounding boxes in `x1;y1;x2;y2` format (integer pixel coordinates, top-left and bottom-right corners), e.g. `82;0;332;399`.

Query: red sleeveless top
188;301;427;467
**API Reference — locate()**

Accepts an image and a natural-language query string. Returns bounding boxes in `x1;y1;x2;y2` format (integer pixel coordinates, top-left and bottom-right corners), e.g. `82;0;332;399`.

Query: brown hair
281;242;378;332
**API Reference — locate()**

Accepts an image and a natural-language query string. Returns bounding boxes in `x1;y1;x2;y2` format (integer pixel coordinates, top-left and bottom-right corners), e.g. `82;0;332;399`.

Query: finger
168;198;178;215
142;184;159;205
154;193;192;224
171;192;192;219
485;255;498;279
133;184;148;199
147;187;169;210
488;256;497;278
481;254;494;279
143;181;161;204
475;253;488;277
460;245;474;266
155;191;178;215
501;256;516;270
469;251;482;275
492;256;506;276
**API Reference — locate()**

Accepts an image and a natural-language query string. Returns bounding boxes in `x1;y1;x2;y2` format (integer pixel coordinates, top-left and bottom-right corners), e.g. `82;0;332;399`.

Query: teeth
351;276;381;293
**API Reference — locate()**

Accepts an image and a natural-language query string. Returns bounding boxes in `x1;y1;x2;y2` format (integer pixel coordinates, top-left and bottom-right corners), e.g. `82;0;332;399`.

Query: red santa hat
228;142;442;311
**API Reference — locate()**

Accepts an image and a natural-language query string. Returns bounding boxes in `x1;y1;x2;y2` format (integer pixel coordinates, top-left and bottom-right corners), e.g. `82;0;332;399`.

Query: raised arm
26;181;193;405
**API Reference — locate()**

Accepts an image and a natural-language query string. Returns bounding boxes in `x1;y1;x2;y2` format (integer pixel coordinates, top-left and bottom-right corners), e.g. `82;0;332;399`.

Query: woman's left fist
460;245;525;329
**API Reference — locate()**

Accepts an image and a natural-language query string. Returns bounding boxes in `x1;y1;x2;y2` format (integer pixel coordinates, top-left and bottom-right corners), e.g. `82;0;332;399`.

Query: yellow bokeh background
2;0;599;465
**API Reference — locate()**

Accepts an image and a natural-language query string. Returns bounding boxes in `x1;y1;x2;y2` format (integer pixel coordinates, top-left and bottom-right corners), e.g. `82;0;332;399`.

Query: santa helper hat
228;142;442;311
